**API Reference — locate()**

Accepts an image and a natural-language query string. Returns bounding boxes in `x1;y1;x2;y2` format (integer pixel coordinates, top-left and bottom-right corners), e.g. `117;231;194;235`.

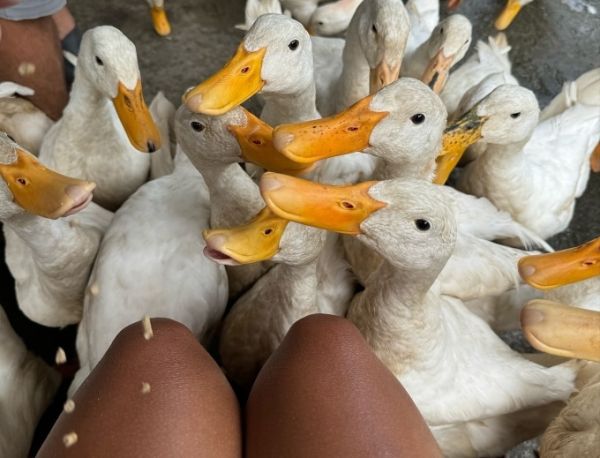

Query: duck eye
410;113;426;125
288;39;299;51
191;121;205;132
372;24;377;34
318;21;324;26
415;219;431;231
95;56;104;66
510;112;521;119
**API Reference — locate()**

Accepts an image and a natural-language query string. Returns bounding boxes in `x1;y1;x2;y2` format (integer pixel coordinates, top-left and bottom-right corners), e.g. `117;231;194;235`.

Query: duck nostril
147;141;157;153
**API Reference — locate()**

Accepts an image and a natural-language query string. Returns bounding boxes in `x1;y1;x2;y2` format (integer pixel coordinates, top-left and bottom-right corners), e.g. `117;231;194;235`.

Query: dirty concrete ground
1;0;599;456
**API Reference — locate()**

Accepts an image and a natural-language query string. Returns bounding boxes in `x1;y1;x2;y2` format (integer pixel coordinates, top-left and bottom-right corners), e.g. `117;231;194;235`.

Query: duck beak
202;207;289;264
421;49;454;94
150;5;171;36
184;45;266;115
228;108;315;176
495;0;523;31
113;80;161;153
590;142;600;173
0;148;96;219
521;300;600;362
370;61;401;94
518;237;600;289
260;172;385;235
272;95;389;164
434;109;487;185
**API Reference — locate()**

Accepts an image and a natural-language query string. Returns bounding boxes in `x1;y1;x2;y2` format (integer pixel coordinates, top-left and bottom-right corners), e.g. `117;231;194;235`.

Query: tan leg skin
246;314;442;458
0;16;68;120
37;319;242;458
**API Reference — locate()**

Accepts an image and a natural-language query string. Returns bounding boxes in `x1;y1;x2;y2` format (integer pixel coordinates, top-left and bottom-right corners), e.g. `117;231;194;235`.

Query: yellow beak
259;172;386;235
203;207;289;264
113;80;161;153
495;0;523;31
272;95;389;165
150;6;171;37
184;45;266;115
228;108;315;176
370;61;401;94
0;148;96;219
518;236;600;289
521;300;600;362
433;110;487;185
421;49;455;94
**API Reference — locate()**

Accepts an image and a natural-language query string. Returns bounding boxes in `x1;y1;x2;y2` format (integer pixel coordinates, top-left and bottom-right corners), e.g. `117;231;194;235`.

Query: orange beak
228;108;315;176
521;300;600;362
150;5;171;36
259;172;386;235
370;61;401;94
421;49;455;94
272;95;389;165
184;45;266;115
434;109;487;185
518;236;600;289
0;148;96;219
203;207;289;264
113;80;161;153
495;0;523;31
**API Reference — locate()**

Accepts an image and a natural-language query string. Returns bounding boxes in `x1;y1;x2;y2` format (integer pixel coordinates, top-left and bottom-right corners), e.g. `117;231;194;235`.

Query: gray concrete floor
4;0;600;456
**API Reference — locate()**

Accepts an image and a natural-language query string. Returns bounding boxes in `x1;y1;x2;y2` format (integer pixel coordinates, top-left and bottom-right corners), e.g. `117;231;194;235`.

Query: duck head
0;133;96;220
308;0;360;36
435;84;539;184
78;26;161;153
273;78;446;172
203;206;325;266
353;0;410;93
420;14;472;94
259;172;456;274
174;105;313;175
184;14;313;115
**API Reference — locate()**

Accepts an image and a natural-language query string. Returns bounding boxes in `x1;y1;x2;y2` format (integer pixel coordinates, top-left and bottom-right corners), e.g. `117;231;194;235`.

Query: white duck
440;33;517;118
260;173;579;457
39;26;161;212
0;133;112;327
70;98;228;394
307;0;363;36
0;307;60;458
280;0;323;26
236;0;288;31
0;82;52;155
146;0;171;36
458;78;600;240
401;14;472;94
404;0;439;58
204;210;332;389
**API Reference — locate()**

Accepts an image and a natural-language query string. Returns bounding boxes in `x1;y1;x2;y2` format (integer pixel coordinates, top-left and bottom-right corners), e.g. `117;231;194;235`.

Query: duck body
459;102;600;240
0;307;60;458
71;151;228;393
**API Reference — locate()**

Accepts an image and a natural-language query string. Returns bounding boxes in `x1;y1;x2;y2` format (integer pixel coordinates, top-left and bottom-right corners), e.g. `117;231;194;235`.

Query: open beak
113;80;161;153
0;148;96;219
370;61;401;94
495;0;523;31
434;109;487;185
518;236;600;289
521;300;600;362
421;49;454;94
202;207;288;264
272;95;389;164
184;45;266;115
259;172;385;235
228;108;315;176
150;5;171;36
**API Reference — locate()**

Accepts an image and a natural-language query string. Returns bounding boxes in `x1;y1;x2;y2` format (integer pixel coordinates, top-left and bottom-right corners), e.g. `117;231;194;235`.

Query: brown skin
36;319;242;458
0;16;68;120
246;314;442;458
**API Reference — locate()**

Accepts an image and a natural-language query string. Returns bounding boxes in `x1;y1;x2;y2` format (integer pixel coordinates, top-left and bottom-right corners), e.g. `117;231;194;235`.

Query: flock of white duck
0;0;599;457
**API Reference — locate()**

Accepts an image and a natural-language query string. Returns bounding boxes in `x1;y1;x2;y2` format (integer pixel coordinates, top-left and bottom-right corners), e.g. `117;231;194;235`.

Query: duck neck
268;257;319;319
373;154;436;181
62;70;113;131
403;39;430;78
479;138;529;170
5;212;73;257
261;80;320;125
194;160;264;228
336;24;370;112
